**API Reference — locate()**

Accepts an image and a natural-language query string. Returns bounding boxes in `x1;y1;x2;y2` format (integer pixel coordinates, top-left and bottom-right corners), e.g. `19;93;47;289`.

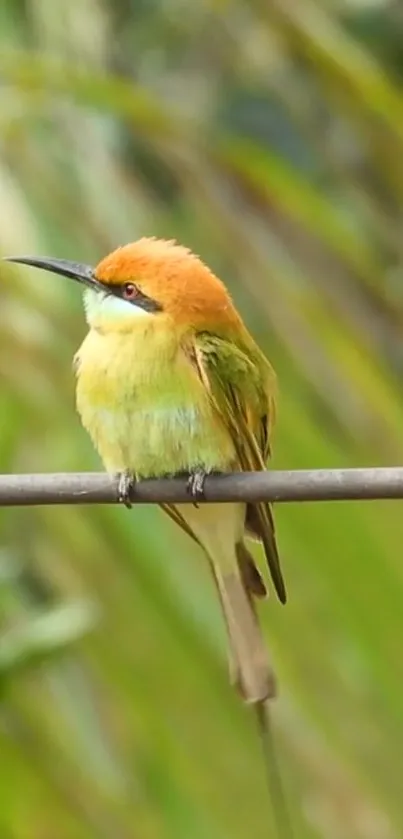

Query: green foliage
1;0;403;836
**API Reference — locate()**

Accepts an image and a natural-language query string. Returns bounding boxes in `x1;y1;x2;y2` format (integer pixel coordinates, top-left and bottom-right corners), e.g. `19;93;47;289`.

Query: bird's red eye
122;282;138;300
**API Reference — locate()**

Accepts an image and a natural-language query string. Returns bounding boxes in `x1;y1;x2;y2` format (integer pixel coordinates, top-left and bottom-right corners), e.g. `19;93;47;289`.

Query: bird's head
4;238;240;335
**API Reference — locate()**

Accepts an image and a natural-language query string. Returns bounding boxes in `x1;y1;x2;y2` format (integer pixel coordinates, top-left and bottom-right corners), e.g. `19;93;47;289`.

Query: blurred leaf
0;601;98;679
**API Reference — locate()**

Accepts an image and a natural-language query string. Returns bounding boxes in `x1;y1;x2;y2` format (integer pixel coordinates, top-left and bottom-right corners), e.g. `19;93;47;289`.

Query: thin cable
2;466;403;506
255;701;294;839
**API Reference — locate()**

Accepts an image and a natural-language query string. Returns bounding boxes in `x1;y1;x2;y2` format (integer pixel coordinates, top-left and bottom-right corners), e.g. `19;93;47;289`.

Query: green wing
190;332;286;605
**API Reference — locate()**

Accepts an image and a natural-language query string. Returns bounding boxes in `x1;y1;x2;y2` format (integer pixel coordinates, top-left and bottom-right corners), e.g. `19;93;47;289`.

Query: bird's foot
117;470;135;509
186;468;208;507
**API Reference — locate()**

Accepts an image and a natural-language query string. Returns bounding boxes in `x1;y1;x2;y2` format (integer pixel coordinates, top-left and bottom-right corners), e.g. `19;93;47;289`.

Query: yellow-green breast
74;320;235;477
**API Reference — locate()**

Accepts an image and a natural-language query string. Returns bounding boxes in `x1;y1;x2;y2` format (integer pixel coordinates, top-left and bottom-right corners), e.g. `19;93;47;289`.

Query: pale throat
83;287;151;328
78;290;182;391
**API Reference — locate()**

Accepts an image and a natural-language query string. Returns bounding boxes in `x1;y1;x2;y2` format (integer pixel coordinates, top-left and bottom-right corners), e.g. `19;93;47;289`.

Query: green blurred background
1;0;403;836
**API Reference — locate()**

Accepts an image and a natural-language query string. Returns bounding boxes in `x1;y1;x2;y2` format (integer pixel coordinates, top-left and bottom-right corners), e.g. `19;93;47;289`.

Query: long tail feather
211;563;276;703
254;503;287;604
209;558;292;836
236;541;266;598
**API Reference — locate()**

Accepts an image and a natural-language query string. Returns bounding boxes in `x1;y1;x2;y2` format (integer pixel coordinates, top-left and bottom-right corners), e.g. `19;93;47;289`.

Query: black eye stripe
108;284;163;312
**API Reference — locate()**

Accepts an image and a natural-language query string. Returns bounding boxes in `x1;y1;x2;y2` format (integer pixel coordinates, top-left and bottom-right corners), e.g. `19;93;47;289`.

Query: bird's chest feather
74;324;234;475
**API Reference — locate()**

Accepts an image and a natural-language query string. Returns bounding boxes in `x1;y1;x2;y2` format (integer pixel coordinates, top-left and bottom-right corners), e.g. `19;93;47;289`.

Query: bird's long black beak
3;255;103;292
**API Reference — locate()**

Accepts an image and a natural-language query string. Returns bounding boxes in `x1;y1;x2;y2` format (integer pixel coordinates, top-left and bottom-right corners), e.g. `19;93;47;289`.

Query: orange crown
94;237;241;331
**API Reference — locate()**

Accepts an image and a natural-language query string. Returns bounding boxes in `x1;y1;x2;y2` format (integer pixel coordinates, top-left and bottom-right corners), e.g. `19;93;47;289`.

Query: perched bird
5;239;286;703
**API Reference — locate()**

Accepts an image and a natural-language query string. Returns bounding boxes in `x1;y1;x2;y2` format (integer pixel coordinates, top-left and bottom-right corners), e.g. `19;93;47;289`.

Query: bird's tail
236;540;266;598
210;555;293;835
175;502;289;832
210;553;276;703
174;500;275;702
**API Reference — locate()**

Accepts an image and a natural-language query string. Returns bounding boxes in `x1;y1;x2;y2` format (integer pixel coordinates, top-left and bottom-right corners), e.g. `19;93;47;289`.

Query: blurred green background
1;0;403;836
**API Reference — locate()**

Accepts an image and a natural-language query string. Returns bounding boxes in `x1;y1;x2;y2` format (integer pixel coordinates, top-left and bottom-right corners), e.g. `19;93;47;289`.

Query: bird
5;238;286;704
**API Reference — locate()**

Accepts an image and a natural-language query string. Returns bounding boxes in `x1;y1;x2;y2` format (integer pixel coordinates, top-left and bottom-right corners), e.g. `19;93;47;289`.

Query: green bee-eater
6;238;286;703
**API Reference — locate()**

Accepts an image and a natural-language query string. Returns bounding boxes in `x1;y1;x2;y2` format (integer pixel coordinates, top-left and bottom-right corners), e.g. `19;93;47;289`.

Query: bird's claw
117;471;135;509
187;469;208;507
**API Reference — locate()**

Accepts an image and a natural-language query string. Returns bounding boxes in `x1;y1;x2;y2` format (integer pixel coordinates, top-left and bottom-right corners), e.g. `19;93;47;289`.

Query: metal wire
1;466;403;506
